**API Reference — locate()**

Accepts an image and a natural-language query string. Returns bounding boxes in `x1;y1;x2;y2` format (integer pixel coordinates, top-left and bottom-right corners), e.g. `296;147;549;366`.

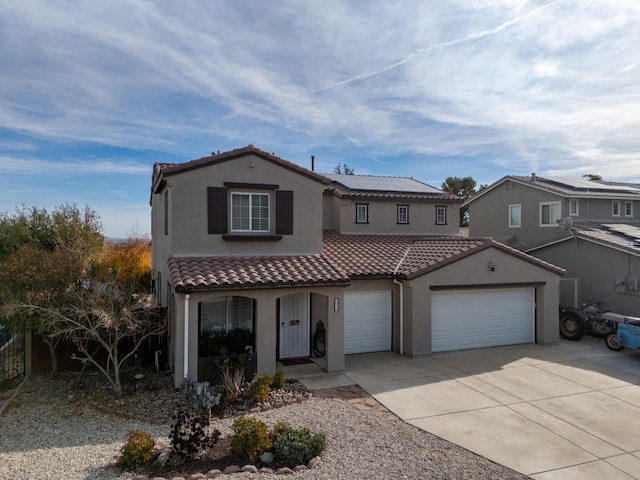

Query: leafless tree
4;278;167;397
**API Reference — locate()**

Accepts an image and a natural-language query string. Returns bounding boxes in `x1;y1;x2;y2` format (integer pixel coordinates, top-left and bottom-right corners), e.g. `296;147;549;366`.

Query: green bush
230;416;272;458
118;429;155;470
272;422;326;465
248;373;272;403
271;371;285;389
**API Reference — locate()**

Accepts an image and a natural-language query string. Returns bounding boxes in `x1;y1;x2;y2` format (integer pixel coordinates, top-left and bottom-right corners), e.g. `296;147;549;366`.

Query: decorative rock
205;469;222;478
223;465;242;474
276;467;294;475
188;474;206;480
259;451;274;464
294;465;308;471
241;464;259;473
308;456;322;469
152;450;171;467
135;373;145;380
259;467;275;474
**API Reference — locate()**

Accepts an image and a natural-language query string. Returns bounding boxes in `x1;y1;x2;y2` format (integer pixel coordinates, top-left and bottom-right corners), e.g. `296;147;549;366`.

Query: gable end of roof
153;145;330;195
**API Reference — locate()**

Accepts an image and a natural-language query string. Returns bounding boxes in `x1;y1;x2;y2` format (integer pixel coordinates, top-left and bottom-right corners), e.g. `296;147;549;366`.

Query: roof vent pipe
531;173;537;182
311;155;315;171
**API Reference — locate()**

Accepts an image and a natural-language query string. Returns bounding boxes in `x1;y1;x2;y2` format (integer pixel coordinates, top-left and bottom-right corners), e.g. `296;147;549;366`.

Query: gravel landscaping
0;372;530;479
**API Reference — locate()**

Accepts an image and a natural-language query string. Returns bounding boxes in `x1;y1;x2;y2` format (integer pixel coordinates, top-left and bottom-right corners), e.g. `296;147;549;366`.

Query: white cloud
0;0;639;190
0;156;148;175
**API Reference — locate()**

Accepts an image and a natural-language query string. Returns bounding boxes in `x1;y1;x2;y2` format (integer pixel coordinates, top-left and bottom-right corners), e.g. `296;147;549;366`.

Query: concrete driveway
303;336;640;479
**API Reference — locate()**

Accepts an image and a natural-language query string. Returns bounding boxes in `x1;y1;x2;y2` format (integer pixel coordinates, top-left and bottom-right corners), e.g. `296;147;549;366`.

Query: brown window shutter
207;187;227;234
275;190;293;235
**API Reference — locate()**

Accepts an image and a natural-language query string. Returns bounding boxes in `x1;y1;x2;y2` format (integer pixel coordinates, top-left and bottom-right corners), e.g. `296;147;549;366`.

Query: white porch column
183;294;190;380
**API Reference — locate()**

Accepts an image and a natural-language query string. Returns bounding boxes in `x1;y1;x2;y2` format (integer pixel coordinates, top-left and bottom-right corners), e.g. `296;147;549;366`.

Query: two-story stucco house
464;174;640;315
151;146;565;387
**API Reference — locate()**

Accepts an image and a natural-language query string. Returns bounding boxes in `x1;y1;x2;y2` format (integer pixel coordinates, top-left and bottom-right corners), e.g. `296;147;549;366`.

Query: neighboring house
464;174;640;314
151;146;564;387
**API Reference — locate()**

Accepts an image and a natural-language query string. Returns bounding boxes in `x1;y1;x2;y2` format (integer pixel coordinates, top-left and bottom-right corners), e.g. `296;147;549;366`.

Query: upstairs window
625;201;633;218
540;201;561;226
397;205;409;224
612;201;620;218
509;204;521;228
231;193;270;232
435;206;447;225
569;199;579;217
208;186;293;237
356;204;368;223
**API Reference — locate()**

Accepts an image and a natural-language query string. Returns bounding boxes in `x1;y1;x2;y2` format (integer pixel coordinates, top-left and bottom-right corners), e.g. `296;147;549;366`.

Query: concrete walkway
299;336;640;480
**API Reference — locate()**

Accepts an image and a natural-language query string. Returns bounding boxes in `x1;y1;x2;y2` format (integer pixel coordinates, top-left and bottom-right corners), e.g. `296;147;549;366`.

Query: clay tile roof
155;145;330;186
322;230;565;279
168;254;350;292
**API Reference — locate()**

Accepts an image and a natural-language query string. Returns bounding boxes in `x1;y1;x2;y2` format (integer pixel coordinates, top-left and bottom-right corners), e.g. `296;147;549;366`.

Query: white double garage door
344;288;534;354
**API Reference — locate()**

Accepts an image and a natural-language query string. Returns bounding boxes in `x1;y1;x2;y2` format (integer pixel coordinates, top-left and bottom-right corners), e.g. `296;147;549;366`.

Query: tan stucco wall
324;196;461;235
164;154;326;257
151;186;172;308
404;247;561;357
171;286;345;388
534;238;640;316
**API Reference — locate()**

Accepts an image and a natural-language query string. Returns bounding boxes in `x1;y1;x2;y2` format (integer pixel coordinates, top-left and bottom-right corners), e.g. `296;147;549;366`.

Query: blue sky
2;1;640;238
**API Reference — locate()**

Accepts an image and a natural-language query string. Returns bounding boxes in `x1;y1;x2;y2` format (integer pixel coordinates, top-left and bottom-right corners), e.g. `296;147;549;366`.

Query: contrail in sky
314;0;561;93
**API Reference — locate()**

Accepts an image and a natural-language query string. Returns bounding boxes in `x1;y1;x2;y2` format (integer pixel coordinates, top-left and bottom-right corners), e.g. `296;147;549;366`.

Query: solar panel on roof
541;177;640;193
324;174;442;193
602;224;640;240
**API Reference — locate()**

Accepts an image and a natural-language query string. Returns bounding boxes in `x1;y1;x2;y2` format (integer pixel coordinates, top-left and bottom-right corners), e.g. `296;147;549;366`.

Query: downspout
392;277;404;354
393;241;415;355
183;293;190;380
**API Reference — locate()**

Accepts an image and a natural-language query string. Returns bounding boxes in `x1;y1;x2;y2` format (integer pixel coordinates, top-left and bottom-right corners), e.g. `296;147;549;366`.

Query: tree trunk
112;360;122;398
75;344;101;389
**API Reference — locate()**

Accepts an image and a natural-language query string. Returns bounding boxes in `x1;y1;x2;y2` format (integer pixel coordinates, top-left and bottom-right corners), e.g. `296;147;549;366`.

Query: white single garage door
431;288;534;352
344;291;392;354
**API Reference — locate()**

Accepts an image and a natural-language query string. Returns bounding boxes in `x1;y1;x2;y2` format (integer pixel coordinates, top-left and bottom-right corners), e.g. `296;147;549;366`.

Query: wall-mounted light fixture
488;260;496;272
334;297;340;312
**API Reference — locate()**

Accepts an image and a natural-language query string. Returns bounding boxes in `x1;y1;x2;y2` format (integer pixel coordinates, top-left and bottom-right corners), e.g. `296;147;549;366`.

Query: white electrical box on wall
626;277;639;291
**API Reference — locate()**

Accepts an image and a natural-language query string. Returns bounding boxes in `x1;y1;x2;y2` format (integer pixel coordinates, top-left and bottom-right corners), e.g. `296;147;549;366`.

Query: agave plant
183;377;220;415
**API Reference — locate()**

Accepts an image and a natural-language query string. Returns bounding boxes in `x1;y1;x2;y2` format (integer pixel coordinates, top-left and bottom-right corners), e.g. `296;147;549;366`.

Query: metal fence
0;325;25;383
560;278;582;308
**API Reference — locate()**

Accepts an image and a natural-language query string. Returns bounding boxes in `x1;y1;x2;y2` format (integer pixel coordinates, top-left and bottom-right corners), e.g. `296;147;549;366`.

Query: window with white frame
509;204;521;228
356;204;368;223
540;201;561;226
612;200;620;217
625;201;633;218
397;205;409;224
435;206;447;225
231;193;270;232
569;199;579;216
